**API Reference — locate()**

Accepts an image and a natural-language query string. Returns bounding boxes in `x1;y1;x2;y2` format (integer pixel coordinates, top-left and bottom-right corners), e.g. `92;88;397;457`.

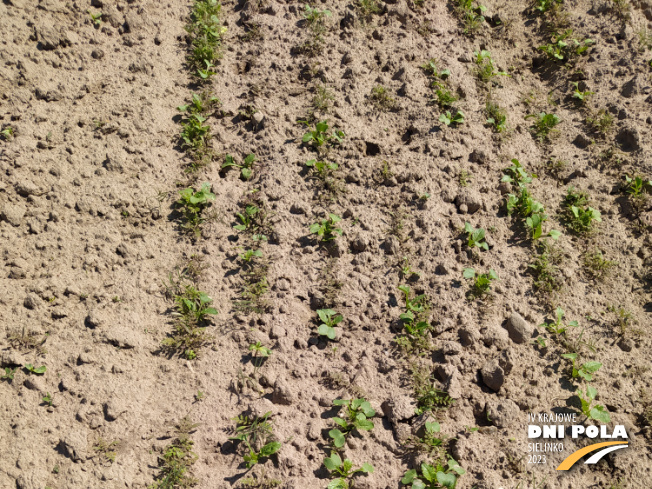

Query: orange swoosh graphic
556;441;628;470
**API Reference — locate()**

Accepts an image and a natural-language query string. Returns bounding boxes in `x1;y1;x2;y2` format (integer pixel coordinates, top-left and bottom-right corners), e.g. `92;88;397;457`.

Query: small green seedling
421;59;450;79
249;341;271;376
195;390;205;402
439;110;465;126
538;30;594;62
406;421;447;456
464;222;489;251
571;82;594;103
561;353;602;382
239;249;262;263
463;268;497;298
309;214;342;241
177;92;220;114
502;159;536;187
433;87;457;108
567;206;601;234
1;127;14;140
485;100;507;132
234;204;260;232
2;367;17;381
24;364;46;375
526;112;560;140
180;114;211;151
402;459;466;489
473;50;508;83
576;386;610;423
329;398;375;447
455;0;486;34
534;0;562;13
506;187;543;217
624;174;652;198
42;393;53;407
88;10;102;26
303;4;331;25
222;153;256;180
174;286;218;323
540;307;578;335
526;212;561;240
302;120;344;149
323;451;373;488
398;285;427;317
306;159;338;177
230;411;281;469
317;309;342;340
177;183;215;233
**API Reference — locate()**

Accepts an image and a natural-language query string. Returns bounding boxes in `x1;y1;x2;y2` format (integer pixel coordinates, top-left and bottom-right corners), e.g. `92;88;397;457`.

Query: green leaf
421;463;437;482
329;429;346;448
401;469;417;484
360;401;375;417
355;418;374;431
412;481;427;489
586;385;598;400
327;479;348;489
259;441;281;457
463;268;475;279
437;472;457;488
548;229;562;240
361;463;374;473
244;153;256;165
561;353;577;361
425;421;441;433
302;133;313;143
324;452;341;471
590;405;611;423
241;168;252;180
582;361;602;374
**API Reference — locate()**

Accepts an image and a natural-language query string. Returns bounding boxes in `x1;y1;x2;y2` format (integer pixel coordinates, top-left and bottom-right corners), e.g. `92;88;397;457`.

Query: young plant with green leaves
316;309;343;340
355;0;382;22
485;99;507;133
1;126;14;140
328;398;375;448
624;174;652;199
561;353;602;382
186;0;227;79
248;341;271;377
526;211;561;241
583;250;617;281
502;159;536;187
151;417;199;489
454;0;486;35
571;82;594;104
370;85;396;111
306;159;338;178
464;222;489;251
1;367;17;381
310;214;342;242
439;110;465;127
166;285;217;359
533;0;562;14
222;153;256;180
575;386;610;423
239;248;263;264
88;10;102;26
538;29;594;62
301;120;344;150
529;241;563;295
230;411;281;469
24;364;46;375
177;183;215;235
566;205;601;234
526;112;560;141
404;421;447;458
540;307;578;336
323;452;373;489
402;459;466;489
463;268;497;298
177;92;220;115
412;366;455;414
180;114;211;152
585;109;613;135
234;204;261;232
473;50;508;84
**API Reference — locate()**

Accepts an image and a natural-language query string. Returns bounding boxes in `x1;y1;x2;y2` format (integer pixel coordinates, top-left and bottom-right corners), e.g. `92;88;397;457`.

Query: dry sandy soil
1;0;652;488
